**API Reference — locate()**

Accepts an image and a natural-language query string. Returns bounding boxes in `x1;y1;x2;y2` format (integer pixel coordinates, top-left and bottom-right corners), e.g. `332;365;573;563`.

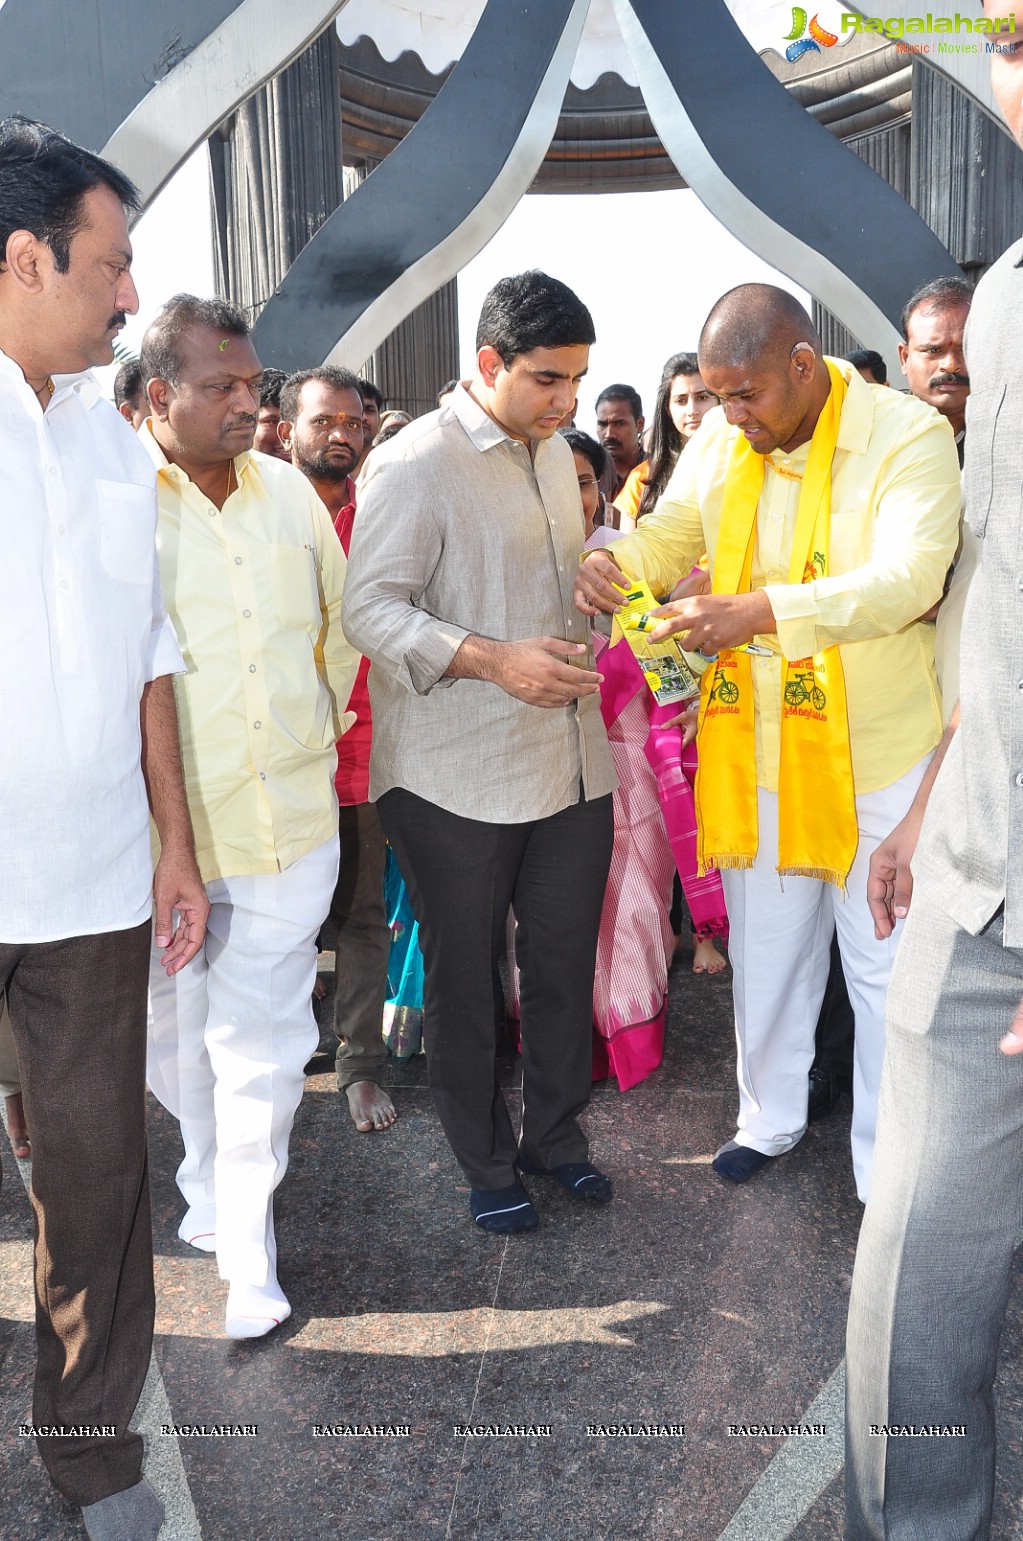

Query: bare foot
5;1091;29;1159
692;934;728;975
346;1080;397;1132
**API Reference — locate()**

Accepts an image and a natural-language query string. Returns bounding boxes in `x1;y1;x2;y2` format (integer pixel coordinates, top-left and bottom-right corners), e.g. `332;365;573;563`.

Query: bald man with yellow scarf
575;285;961;1200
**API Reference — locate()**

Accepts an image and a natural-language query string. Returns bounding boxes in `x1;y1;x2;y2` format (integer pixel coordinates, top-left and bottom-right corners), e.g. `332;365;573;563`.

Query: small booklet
613;578;702;707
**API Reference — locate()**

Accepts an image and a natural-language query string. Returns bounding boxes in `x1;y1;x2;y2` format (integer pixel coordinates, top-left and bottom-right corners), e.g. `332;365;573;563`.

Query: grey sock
82;1478;164;1541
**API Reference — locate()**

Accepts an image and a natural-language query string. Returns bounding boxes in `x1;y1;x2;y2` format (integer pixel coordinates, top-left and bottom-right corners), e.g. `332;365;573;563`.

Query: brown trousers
328;802;390;1089
0;922;153;1505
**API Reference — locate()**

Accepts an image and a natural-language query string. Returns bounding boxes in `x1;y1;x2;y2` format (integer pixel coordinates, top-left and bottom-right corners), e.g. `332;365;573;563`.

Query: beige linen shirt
140;424;359;882
612;362;962;794
342;384;615;822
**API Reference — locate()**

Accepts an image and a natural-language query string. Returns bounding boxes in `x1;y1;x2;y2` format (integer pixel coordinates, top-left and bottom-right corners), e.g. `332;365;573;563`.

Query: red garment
333;484;372;805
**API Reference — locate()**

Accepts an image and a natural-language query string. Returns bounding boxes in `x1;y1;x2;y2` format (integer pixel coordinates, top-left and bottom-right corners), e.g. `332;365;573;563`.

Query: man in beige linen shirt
343;271;616;1235
140;295;359;1339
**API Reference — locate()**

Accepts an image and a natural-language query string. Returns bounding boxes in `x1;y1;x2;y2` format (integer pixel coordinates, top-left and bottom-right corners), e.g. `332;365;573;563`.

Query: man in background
595;381;645;501
354;375;383;477
253;365;289;459
280;365;397;1134
113;354;147;427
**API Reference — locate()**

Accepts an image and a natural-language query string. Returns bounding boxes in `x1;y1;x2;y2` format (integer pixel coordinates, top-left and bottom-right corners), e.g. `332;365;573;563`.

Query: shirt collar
0;346;100;410
448;381;522;453
829;355;873;456
138;416;264;492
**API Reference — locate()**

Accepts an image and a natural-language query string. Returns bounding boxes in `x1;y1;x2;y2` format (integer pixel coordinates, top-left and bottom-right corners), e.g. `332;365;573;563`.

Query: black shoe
518;1159;613;1203
807;1066;840;1124
711;1141;773;1183
470;1180;539;1233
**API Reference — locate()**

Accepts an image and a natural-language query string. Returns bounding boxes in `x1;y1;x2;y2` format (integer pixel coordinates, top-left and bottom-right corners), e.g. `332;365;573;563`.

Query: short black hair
113;357;144;410
0;116;139;275
357;377;384;411
279;365;364;425
559;428;606;482
900;276;973;339
846;347;888;385
476;270;595;366
140;294;250;388
258;367;286;410
596;383;643;421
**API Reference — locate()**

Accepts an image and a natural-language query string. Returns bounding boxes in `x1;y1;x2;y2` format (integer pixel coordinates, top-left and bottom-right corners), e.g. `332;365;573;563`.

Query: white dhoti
719;760;927;1201
147;836;338;1287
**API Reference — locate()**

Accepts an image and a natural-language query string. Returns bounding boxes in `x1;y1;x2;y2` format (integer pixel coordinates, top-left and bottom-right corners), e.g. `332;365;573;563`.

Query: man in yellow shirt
575;285;961;1200
139;295;359;1337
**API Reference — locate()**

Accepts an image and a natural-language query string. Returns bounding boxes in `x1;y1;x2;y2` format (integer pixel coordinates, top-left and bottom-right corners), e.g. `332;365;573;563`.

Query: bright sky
99;152;808;431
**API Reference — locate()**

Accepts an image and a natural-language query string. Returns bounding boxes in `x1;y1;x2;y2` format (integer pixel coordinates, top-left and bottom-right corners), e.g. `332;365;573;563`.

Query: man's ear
146;375;173;422
2;229;48;293
636;415;645;434
897;341;909;371
278;419;294;452
477;345;505;389
790;342;818;383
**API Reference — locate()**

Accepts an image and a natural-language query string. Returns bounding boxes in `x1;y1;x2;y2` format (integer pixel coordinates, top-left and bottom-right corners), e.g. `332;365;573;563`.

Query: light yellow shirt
612;362;962;794
140;423;359;881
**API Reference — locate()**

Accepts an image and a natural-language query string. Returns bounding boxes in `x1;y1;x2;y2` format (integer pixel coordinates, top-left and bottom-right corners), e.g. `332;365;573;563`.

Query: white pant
720;761;927;1201
147;837;338;1286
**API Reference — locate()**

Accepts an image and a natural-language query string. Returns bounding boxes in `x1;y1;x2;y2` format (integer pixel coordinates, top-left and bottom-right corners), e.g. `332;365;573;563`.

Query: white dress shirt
0;349;183;942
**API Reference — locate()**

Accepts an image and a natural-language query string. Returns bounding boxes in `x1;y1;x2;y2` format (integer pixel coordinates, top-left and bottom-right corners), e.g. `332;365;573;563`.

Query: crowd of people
2;8;1023;1532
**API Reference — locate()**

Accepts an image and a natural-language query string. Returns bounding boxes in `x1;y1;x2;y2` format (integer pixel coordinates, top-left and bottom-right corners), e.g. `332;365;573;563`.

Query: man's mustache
107;312;127;330
225;414;258;429
929;371;970;391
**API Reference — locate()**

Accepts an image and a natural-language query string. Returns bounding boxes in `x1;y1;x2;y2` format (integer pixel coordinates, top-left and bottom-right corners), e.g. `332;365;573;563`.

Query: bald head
696;285;833;457
699;284;822;374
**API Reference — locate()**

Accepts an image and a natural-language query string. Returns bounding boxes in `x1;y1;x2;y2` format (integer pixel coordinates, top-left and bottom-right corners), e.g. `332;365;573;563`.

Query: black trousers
0;922;153;1506
378;788;613;1188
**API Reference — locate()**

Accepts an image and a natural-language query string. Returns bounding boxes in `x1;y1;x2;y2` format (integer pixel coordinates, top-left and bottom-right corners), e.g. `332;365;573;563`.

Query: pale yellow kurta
140;423;360;881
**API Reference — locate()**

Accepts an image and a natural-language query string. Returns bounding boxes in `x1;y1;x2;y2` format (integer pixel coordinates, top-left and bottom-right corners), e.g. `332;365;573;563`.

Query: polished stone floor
3;947;1023;1540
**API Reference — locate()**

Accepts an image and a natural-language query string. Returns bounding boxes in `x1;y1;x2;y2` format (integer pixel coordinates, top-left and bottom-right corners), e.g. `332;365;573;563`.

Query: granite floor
3;946;1023;1540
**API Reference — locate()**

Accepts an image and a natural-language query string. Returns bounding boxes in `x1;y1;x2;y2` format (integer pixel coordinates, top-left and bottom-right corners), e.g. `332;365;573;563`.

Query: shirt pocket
97;478;157;586
962;383;1004;540
269;543;321;633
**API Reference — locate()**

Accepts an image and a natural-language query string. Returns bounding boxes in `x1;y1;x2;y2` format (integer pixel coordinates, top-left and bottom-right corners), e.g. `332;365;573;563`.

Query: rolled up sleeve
765;418;962;662
343;454;470;695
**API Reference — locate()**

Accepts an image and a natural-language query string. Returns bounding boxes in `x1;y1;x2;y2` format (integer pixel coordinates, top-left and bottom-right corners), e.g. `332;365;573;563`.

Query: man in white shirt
0;118;207;1541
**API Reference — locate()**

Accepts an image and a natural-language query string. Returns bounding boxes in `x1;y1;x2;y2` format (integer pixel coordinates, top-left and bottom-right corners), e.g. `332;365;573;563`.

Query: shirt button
259;772;266;781
208;508;217;518
235;556;243;565
46;464;57;478
59;578;69;589
254;720;262;729
243;609;251;618
57;523;65;534
249;664;257;673
1016;773;1023;788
